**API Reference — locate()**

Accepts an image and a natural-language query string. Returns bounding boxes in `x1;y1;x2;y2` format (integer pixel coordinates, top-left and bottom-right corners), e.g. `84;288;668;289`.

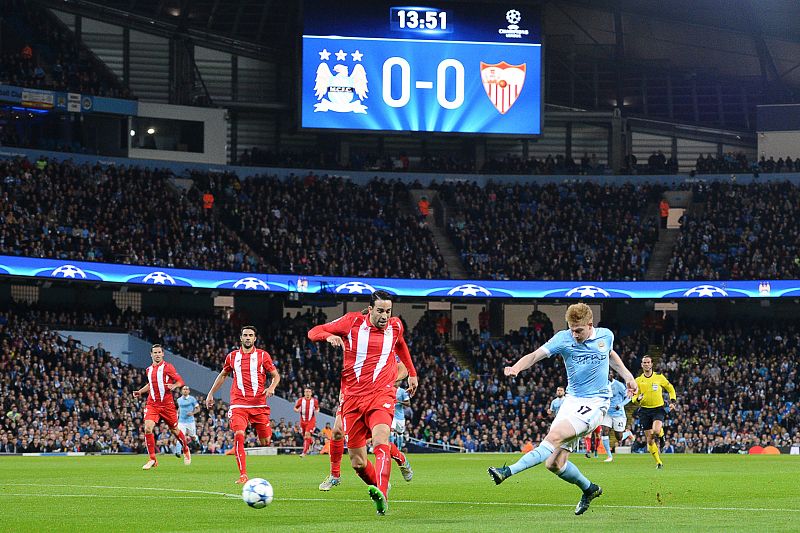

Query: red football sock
303;437;311;455
356;459;377;486
145;433;156;460
374;444;392;499
176;430;189;455
234;433;247;476
389;442;406;466
330;438;344;477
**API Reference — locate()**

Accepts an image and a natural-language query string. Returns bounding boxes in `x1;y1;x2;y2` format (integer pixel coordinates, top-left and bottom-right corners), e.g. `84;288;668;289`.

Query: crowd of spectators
438;180;662;280
664;181;800;280
0;0;130;98
696;152;800;175
0;157;264;272
655;322;799;452
0;310;310;455
2;303;798;456
194;171;448;278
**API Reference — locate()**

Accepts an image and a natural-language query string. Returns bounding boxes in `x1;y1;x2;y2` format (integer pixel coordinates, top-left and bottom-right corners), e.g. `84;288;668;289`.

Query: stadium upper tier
5;154;800;281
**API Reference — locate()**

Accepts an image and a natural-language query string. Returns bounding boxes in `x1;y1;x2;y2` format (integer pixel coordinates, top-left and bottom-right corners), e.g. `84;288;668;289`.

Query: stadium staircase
445;341;475;372
644;190;693;280
407;189;468;279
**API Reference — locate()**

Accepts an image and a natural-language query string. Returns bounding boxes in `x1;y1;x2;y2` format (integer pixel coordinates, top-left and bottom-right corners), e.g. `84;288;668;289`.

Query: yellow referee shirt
632;372;676;408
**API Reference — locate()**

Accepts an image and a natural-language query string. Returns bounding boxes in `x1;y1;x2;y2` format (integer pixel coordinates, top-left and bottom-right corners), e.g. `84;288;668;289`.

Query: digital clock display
390;7;452;33
301;0;542;134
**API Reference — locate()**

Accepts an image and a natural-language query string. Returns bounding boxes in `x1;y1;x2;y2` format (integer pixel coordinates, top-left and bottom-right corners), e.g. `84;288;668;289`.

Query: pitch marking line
2;484;798;514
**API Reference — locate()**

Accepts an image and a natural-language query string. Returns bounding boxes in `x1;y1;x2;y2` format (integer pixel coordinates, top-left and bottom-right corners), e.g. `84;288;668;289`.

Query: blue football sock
556;461;592;491
509;441;555;475
602;436;611;457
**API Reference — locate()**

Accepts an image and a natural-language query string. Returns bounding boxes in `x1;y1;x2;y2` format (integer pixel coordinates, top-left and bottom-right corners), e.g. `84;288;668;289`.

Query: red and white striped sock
145;433;157;460
374;444;392;499
330;438;344;477
175;430;189;455
234;433;247;476
389;442;406;466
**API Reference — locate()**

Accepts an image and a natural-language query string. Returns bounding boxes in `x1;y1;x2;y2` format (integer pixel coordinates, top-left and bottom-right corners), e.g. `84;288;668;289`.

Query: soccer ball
242;478;273;509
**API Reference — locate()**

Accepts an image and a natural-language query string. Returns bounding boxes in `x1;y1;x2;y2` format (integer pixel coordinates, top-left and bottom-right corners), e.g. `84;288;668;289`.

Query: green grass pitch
0;454;797;532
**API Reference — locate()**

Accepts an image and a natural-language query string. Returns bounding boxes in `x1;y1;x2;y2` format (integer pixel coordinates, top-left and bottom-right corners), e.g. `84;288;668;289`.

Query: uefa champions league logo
566;285;611;298
506;9;521;24
50;264;87;279
683;284;728;297
335;281;377;294
447;284;492;297
142;271;176;285
233;277;270;290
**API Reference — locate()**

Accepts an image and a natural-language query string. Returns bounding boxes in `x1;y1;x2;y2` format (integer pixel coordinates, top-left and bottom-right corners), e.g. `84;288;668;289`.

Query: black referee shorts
637;406;667;429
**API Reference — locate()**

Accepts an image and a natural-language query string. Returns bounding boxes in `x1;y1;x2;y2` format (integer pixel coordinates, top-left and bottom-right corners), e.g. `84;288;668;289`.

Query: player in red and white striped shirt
294;387;319;457
206;325;281;484
132;344;192;470
308;291;418;515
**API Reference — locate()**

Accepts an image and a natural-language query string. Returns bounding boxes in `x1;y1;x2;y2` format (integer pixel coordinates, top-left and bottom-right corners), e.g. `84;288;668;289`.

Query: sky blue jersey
395;387;409;422
542;327;613;399
608;379;630;413
177;395;199;423
550;396;564;414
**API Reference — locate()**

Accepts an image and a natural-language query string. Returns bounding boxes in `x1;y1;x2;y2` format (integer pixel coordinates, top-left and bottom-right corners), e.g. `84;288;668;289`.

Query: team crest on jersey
313;49;368;113
598;341;606;349
480;61;526;114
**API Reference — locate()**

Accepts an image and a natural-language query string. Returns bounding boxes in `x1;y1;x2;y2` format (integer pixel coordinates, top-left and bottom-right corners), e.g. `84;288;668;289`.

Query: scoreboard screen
300;1;542;135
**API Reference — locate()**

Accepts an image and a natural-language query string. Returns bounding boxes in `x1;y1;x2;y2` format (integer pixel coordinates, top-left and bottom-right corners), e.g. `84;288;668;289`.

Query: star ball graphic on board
232;277;270;290
335;281;377;294
313;48;368;113
565;285;612;298
480;61;526;114
142;271;177;285
50;264;87;279
446;284;493;297
683;284;729;297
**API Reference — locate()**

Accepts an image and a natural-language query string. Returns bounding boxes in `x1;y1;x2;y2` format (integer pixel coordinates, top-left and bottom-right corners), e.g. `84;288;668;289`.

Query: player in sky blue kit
176;386;200;457
488;303;638;515
392;385;410;451
600;373;633;462
548;386;565;418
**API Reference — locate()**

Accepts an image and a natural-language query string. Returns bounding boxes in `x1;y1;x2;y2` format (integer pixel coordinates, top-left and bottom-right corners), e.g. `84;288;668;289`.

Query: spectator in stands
660;197;670;229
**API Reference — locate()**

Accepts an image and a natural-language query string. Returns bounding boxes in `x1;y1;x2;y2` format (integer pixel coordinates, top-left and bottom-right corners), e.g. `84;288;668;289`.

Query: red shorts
341;389;395;449
300;419;316;435
144;402;178;429
228;406;272;440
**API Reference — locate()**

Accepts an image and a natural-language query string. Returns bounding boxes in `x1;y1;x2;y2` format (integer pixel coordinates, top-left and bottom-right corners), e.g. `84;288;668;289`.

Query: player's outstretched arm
609;350;638;397
504;346;549;377
205;369;230;409
132;384;150;398
307;314;353;345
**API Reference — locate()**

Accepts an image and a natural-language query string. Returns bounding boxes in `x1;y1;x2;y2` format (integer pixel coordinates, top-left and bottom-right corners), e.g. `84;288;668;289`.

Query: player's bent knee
332;431;344;440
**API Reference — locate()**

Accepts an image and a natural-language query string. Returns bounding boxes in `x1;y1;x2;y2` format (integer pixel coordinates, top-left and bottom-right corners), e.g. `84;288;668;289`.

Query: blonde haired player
489;303;638;515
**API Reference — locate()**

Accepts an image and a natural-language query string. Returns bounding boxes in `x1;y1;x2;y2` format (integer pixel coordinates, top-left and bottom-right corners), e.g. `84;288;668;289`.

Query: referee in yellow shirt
631;355;676;469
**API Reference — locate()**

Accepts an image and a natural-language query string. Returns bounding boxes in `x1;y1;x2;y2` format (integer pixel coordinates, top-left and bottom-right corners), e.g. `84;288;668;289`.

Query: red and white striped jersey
295;397;319;422
308;312;413;397
223;348;277;408
145;361;183;405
